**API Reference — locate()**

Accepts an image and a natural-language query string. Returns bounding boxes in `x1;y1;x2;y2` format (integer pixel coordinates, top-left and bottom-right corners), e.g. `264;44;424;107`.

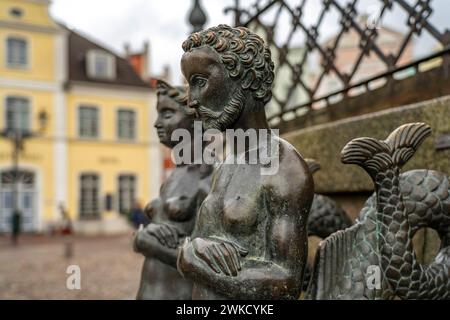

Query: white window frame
79;173;101;219
78;105;100;139
5;36;29;69
86;49;116;80
4;95;31;132
117;174;137;215
117;108;136;141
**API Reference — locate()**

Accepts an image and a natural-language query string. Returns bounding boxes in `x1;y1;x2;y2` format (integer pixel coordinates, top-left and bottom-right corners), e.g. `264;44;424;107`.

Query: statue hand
191;238;248;277
147;223;184;249
133;224;155;256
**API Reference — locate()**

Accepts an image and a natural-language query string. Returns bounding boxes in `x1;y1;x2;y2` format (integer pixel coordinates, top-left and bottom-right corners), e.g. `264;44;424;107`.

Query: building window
6;37;28;68
9;7;24;18
78;106;99;138
118;175;136;215
79;174;100;219
5;96;30;132
86;50;116;80
117;109;136;140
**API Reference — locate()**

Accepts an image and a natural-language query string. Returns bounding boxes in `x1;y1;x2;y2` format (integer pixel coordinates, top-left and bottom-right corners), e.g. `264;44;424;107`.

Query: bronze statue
176;25;314;300
303;159;352;290
133;80;213;300
157;22;448;300
307;123;450;299
305;159;352;239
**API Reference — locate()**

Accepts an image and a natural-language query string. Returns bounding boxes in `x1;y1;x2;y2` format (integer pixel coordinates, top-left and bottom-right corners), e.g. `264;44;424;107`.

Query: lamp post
1;110;48;245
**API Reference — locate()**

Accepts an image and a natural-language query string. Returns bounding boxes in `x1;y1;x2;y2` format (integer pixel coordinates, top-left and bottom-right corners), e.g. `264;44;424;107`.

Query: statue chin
201;110;241;132
199;93;245;132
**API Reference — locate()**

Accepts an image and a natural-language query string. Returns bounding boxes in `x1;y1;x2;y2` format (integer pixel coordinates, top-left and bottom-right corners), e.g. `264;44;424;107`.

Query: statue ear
242;69;256;90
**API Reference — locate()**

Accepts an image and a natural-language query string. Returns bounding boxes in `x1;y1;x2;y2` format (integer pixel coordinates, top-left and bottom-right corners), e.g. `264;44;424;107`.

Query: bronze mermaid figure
307;123;450;299
176;24;314;300
134;80;213;300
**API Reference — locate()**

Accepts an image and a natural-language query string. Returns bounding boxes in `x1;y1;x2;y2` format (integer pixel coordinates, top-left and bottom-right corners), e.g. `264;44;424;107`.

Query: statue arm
134;224;182;268
178;212;307;299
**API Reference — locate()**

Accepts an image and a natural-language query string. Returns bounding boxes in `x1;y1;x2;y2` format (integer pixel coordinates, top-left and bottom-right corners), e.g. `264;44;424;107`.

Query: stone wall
283;95;450;195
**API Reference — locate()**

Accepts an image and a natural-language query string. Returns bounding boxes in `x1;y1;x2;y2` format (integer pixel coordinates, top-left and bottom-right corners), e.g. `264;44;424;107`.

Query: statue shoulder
264;136;314;207
278;136;312;182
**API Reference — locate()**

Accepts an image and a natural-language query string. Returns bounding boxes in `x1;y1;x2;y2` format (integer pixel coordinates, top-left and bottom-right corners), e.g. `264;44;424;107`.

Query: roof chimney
124;42;131;58
142;40;150;80
124;41;151;81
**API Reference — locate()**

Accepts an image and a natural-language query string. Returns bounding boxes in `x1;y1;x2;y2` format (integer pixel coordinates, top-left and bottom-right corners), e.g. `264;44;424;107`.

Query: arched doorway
0;169;37;233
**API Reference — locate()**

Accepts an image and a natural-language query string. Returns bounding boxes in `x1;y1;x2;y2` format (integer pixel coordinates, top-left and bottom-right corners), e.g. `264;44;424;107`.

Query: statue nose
189;100;200;109
154;120;162;129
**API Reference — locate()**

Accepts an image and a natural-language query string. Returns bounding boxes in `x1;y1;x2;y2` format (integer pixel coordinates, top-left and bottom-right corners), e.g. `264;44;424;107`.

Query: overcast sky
50;0;450;85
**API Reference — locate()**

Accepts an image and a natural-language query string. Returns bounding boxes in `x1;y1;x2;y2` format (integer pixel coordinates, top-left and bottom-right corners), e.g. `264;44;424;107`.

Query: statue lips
188;100;222;120
188;100;201;119
156;129;167;141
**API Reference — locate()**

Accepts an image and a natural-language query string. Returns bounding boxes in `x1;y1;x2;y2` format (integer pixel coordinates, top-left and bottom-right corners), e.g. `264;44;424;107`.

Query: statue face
181;46;243;131
154;94;192;148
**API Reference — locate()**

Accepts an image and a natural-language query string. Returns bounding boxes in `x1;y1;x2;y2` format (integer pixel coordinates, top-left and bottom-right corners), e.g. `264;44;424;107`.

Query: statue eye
162;110;174;119
191;76;207;88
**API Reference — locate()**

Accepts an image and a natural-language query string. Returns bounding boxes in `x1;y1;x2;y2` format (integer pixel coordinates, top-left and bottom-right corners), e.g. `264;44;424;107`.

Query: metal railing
225;0;450;127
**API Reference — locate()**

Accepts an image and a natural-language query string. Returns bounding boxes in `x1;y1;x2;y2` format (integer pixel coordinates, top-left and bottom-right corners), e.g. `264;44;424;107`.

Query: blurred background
0;0;449;299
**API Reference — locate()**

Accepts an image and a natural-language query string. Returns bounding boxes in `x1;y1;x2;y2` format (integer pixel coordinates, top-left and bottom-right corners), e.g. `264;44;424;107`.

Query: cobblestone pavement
0;233;144;300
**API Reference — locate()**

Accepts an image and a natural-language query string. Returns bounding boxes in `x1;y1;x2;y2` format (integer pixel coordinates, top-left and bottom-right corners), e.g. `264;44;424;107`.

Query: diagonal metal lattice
225;0;450;126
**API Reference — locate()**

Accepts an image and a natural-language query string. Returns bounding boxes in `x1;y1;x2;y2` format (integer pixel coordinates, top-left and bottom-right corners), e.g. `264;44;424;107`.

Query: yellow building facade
0;0;161;233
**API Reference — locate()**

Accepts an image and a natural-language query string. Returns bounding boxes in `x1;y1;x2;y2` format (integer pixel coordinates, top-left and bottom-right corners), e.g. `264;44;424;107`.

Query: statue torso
194;161;268;252
137;163;212;300
190;137;307;299
155;164;212;233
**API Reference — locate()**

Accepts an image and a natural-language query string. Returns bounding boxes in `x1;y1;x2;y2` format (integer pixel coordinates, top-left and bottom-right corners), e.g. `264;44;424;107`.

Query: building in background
315;15;414;99
0;0;161;234
268;46;313;118
125;42;175;182
248;23;314;119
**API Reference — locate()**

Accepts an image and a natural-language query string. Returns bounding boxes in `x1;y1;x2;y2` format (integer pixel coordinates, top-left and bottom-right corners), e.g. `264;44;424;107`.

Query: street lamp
1;109;48;245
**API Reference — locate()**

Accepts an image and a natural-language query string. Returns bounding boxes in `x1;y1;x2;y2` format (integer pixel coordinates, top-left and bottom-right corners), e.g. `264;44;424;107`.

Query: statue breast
222;194;260;235
163;195;193;222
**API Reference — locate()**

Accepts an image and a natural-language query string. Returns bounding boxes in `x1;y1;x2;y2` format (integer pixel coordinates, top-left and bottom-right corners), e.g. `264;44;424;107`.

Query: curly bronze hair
182;24;275;106
156;79;188;106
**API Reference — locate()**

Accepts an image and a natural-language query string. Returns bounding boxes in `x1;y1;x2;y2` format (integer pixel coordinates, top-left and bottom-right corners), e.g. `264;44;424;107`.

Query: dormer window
86;50;116;80
9;7;24;18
